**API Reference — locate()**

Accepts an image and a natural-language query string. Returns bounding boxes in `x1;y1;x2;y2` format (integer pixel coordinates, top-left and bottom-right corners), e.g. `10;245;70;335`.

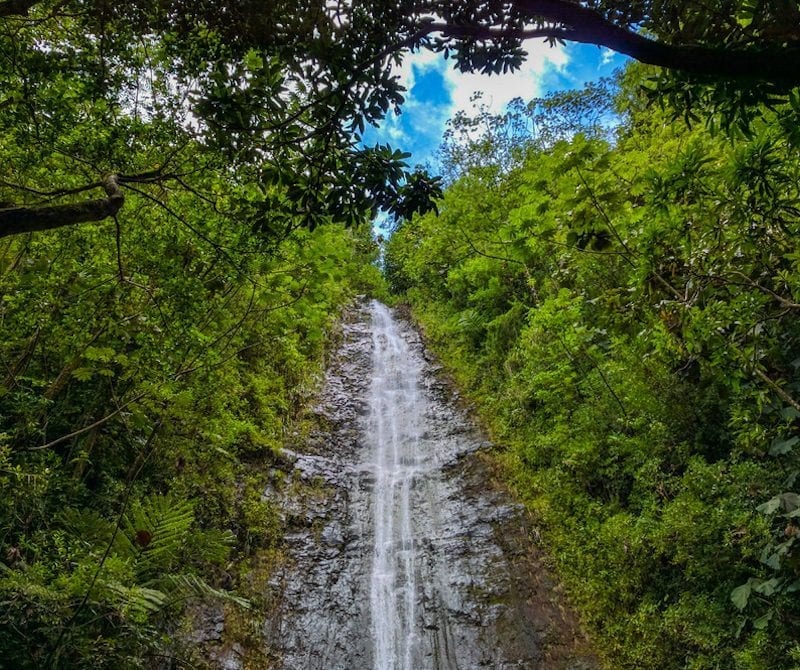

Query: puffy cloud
442;41;569;116
368;41;569;165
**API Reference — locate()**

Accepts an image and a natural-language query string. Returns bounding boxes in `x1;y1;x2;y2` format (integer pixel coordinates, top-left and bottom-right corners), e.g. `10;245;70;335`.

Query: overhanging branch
0;175;124;238
0;0;39;17
427;0;800;87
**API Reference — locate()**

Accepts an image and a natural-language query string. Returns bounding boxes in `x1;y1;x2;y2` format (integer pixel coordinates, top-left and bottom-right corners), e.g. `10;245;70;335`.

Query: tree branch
0;0;39;17
28;391;149;451
428;0;800;87
754;368;800;414
0;175;124;238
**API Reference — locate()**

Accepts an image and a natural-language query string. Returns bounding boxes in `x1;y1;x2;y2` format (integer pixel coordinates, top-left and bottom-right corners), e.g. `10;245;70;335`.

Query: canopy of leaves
386;66;800;668
2;0;799;241
0;0;446;239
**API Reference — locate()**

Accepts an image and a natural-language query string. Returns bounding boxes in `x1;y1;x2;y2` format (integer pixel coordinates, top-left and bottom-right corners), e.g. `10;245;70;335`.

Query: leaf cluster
386;67;800;668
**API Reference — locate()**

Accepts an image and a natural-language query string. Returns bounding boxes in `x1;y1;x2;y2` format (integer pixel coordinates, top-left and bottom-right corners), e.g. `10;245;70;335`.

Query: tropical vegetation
0;2;389;666
386;67;800;668
3;0;800;667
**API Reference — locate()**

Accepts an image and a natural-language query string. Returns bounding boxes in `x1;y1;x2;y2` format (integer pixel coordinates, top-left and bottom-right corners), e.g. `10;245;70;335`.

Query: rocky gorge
201;299;596;669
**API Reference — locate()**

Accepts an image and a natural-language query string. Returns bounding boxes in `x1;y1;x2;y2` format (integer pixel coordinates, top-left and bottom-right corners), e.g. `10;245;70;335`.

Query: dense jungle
2;1;800;668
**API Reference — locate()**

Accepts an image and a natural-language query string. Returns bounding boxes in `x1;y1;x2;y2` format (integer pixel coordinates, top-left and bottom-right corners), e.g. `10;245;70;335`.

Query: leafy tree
437;78;616;183
0;1;442;238
0;214;384;665
0;76;387;662
0;3;396;664
386;67;800;668
2;1;800;239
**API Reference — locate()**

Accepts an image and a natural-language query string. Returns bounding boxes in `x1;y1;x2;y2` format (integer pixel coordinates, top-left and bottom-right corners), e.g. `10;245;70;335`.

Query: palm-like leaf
115;495;195;579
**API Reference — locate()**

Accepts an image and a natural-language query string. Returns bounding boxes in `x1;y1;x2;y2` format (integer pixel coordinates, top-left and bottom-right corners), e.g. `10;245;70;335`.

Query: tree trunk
438;0;800;87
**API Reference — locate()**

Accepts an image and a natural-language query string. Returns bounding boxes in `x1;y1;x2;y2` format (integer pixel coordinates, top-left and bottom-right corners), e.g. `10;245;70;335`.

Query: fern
115;494;195;579
107;582;169;619
166;574;251;609
188;528;236;565
60;507;115;548
105;574;250;620
56;495;248;629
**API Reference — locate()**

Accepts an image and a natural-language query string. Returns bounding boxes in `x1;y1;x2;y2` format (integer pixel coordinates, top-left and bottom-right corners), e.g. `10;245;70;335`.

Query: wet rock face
267;300;596;670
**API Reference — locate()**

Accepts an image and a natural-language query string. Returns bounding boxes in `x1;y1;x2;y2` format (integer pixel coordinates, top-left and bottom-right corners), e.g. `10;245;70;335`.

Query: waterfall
271;299;595;670
368;301;421;670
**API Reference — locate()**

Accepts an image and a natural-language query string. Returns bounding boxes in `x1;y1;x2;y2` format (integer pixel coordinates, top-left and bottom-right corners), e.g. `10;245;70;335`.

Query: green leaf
731;582;751;610
763;550;783;570
167;574;250;609
71;367;94;381
757;496;782;515
769;435;799;456
243;49;264;72
752;611;773;630
116;495;195;578
84;346;116;362
756;493;800;515
752;577;780;596
783;493;800;513
213;445;235;459
780;406;800;420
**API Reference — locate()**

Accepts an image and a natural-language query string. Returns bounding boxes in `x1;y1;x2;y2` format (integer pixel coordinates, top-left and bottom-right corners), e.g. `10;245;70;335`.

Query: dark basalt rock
258;299;598;669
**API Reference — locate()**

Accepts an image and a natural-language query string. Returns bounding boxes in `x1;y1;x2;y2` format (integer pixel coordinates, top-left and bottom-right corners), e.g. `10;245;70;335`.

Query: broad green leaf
757;496;782;515
752;578;780;596
752;611;773;630
769;435;799;456
730;582;751;610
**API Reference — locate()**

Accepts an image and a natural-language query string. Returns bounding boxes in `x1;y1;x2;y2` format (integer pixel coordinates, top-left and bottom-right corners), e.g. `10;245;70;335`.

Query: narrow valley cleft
266;299;597;669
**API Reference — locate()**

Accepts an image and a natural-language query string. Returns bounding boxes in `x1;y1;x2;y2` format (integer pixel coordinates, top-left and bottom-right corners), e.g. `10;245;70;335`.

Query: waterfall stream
266;300;596;670
368;302;421;670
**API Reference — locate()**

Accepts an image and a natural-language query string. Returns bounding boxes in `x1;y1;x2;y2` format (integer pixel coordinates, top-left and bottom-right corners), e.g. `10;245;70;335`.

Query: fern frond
60;507;115;548
118;494;196;578
186;528;236;565
166;574;251;610
107;581;169;618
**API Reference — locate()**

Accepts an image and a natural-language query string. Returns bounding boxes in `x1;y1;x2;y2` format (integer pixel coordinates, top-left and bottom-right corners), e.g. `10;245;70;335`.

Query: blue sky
362;41;628;170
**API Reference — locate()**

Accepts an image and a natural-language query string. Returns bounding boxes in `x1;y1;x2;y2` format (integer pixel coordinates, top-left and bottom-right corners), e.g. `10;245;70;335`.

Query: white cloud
364;50;440;144
442;41;569;117
393;42;568;162
600;47;615;66
365;40;570;168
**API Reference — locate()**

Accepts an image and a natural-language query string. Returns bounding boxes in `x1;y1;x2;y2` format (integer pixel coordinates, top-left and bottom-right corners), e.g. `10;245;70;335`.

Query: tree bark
434;0;800;87
0;175;124;238
0;0;40;17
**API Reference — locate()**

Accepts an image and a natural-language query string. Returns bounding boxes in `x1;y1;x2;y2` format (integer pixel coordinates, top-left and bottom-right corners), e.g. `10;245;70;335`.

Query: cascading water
268;299;596;670
368;302;421;670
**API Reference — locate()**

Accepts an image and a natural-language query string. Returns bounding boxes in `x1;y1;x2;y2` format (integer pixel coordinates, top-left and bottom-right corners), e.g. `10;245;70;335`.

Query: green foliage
2;1;799;665
0;1;443;241
0;220;381;664
0;72;385;663
2;0;796;243
386;68;800;668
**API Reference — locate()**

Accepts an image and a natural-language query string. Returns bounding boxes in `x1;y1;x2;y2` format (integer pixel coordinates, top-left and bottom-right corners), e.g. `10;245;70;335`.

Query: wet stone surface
266;300;597;670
